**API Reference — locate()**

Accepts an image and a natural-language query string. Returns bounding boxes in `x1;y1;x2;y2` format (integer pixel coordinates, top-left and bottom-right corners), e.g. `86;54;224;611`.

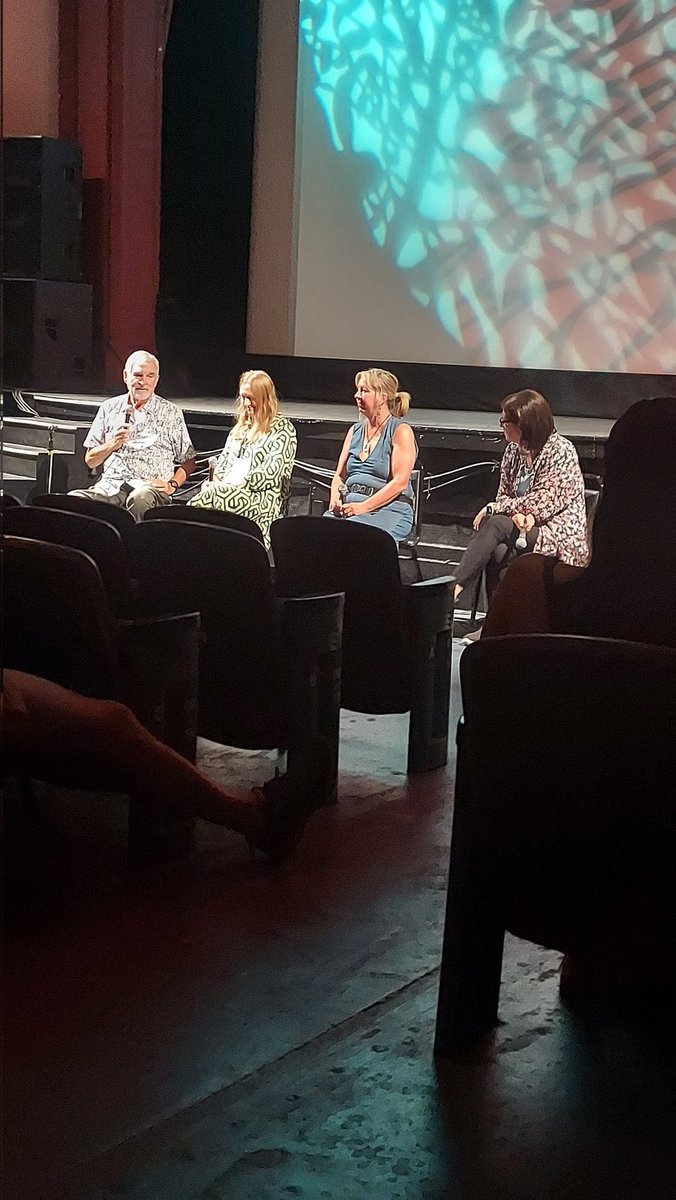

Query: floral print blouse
493;431;589;566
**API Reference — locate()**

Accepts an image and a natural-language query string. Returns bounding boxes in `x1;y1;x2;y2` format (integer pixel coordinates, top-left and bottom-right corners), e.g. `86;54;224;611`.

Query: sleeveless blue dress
325;416;415;542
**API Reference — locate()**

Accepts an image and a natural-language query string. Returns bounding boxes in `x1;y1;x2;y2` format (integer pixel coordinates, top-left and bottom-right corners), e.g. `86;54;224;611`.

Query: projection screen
248;0;676;374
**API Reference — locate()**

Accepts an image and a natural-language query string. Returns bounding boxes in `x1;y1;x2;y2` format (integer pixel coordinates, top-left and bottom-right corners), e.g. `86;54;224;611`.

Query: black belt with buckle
348;482;413;508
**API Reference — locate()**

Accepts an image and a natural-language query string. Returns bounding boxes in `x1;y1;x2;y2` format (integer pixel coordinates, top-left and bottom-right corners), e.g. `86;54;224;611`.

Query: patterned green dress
188;415;297;548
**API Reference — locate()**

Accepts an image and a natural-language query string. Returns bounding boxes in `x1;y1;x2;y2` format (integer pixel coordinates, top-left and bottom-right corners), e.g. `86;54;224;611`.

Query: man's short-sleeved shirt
84;393;195;495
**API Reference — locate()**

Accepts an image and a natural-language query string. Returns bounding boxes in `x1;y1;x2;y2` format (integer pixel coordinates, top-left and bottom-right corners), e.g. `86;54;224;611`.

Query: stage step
3;417;79;453
1;476;37;503
33;393;102;421
1;443;74;481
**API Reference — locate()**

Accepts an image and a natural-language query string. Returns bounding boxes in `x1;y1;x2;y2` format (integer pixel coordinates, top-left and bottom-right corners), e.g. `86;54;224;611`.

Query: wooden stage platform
32;392;614;462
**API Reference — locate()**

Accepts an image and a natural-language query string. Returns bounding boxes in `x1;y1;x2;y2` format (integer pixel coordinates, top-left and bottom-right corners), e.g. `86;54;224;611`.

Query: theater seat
3;505;135;616
32;492;136;538
3;535;201;864
435;634;676;1054
127;519;344;797
271;516;455;772
144;502;265;545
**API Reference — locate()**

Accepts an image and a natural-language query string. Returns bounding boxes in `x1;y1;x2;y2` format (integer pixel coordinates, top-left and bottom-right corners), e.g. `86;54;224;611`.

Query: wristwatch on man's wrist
485;503;494;515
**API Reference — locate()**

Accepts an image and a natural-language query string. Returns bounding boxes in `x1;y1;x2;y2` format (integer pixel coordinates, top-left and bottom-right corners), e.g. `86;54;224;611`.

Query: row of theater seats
4;492;675;1049
2;494;456;809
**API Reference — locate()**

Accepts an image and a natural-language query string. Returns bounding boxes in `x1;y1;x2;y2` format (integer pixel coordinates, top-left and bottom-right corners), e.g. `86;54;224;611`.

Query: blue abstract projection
299;0;676;371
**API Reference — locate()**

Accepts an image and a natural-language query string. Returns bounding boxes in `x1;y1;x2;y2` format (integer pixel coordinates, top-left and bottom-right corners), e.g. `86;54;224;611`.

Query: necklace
359;414;389;461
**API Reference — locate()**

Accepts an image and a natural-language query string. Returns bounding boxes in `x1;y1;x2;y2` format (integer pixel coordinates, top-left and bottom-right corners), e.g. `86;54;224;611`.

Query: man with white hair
69;350;196;519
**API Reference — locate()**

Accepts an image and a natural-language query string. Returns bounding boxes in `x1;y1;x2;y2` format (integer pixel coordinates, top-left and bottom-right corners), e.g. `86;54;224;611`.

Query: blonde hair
356;368;411;417
234;369;279;437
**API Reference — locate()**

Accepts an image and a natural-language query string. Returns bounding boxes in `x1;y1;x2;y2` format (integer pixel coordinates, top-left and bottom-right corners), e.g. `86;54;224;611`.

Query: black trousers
455;513;538;593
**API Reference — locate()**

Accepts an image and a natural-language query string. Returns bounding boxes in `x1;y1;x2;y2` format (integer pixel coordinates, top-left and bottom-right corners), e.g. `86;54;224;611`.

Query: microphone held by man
66;349;196;520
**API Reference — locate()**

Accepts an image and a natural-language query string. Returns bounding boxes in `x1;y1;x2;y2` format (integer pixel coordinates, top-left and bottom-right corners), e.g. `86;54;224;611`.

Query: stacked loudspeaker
3;137;93;390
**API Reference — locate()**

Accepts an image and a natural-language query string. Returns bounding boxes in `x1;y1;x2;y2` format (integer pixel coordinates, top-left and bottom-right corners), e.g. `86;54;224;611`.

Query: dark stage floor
4;644;675;1200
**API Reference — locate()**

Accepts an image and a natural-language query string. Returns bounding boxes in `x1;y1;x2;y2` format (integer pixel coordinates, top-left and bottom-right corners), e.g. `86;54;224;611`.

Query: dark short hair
501;389;555;456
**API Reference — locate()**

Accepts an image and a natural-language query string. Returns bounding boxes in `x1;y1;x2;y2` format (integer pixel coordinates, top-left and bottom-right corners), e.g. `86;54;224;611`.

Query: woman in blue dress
326;368;417;542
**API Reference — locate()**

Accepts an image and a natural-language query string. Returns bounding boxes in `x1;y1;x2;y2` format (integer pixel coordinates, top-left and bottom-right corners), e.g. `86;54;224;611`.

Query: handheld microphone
124;400;133;426
516;529;528;551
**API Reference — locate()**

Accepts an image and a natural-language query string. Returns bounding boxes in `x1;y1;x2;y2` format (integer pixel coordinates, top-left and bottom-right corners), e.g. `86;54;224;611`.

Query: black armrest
403;578;455;773
275;593;344;795
403;576;456;636
275;592;344;660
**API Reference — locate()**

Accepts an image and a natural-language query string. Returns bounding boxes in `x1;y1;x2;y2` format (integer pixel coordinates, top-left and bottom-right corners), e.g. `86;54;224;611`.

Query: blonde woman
326;368;417;542
189;370;296;547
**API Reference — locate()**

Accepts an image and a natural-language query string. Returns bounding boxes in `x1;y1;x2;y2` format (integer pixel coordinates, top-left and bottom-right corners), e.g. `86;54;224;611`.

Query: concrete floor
4;643;676;1200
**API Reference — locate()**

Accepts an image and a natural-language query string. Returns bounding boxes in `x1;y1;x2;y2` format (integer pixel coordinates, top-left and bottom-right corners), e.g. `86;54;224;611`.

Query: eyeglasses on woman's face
499;415;517;427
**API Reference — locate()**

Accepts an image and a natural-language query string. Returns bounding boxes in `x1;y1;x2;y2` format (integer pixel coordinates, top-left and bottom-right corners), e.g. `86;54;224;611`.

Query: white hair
124;350;159;375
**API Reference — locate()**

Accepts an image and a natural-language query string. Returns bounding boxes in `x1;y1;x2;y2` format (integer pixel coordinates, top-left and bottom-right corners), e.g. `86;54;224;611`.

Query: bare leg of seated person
2;671;327;863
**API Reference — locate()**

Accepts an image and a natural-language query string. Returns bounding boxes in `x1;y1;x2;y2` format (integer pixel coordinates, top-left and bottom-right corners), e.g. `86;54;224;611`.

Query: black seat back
127;520;282;746
144;503;264;545
435;633;676;1052
32;492;136;538
461;634;675;830
2;535;123;698
0;493;22;510
271;516;409;710
3;506;133;614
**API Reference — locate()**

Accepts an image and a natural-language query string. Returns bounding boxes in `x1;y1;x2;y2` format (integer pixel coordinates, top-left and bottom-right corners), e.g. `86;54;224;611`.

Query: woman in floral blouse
189;370;296;548
454;389;588;614
483;395;676;646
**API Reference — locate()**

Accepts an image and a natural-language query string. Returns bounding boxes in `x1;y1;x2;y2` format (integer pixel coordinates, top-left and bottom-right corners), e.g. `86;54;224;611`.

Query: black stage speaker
3;278;93;390
3;137;83;280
